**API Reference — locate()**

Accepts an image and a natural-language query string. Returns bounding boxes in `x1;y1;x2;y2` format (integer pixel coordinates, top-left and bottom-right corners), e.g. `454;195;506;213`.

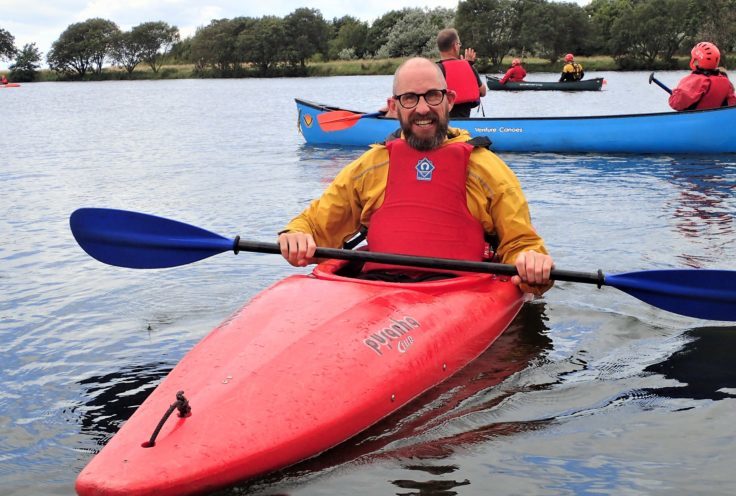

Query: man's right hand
278;232;317;267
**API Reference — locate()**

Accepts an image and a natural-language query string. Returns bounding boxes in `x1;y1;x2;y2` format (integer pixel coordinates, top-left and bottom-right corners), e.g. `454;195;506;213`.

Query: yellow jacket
283;128;548;265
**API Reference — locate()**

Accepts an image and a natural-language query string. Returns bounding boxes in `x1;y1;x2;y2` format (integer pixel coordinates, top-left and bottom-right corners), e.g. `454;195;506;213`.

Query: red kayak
76;259;525;495
0;83;20;88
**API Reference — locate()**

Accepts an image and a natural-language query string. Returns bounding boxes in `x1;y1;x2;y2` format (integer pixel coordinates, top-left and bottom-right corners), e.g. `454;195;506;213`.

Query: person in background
278;57;554;296
500;58;527;84
668;41;736;111
1;75;8;85
436;28;487;118
559;53;584;82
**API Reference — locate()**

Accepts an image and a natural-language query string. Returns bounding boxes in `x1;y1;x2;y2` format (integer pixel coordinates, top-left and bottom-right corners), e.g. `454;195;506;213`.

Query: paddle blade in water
70;208;234;269
605;269;736;321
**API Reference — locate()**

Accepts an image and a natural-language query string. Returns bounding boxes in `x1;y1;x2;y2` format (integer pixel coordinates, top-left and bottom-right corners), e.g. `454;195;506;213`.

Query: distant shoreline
3;55;695;82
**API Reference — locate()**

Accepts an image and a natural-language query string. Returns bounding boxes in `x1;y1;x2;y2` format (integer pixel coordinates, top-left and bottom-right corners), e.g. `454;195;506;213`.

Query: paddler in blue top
278;57;555;296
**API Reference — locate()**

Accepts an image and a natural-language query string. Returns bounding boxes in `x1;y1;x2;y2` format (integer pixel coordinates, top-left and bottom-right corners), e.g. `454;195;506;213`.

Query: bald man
279;57;554;295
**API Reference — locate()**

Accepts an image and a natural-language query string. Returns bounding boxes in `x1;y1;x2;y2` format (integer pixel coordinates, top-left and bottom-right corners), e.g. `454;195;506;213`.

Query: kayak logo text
364;316;421;356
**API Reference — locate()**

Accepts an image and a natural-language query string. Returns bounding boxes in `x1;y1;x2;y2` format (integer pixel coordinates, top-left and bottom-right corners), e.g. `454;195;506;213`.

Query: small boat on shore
486;75;604;91
296;98;736;154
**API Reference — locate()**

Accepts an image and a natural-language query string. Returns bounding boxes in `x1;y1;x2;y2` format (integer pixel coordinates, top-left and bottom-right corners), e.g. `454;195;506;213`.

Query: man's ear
446;89;457;110
387;97;397;113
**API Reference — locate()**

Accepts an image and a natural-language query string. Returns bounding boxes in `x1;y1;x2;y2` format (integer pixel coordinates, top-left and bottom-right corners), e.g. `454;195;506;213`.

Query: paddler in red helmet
278;57;555;296
559;53;584;82
499;58;527;84
668;41;736;111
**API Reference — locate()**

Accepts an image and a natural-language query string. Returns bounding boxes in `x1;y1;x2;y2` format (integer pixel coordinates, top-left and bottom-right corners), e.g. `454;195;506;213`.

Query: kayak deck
76;260;524;495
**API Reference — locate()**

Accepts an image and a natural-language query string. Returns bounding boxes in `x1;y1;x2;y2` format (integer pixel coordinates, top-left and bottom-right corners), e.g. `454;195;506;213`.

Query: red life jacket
440;59;480;104
365;138;486;268
696;74;733;109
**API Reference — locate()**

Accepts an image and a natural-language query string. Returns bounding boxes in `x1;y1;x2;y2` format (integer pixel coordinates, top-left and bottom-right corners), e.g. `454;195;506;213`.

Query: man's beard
399;111;448;151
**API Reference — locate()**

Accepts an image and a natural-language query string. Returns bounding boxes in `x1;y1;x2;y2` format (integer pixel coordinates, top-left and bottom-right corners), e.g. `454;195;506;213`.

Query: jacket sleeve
490;186;548;265
499;68;512;84
669;74;709;111
282;158;366;248
467;150;548;265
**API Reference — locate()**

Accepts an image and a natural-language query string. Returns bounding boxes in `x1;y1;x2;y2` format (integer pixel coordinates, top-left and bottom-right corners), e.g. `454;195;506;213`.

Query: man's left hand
511;250;554;296
463;48;477;62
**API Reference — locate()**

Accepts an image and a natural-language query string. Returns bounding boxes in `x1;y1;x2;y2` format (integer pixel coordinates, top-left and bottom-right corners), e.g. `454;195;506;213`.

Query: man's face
387;61;456;151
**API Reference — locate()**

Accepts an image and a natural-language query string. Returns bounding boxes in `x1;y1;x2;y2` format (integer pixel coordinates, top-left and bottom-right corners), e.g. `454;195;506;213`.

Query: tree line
2;0;736;81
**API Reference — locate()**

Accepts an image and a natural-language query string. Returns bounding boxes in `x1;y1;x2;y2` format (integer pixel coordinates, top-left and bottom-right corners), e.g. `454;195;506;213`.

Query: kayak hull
0;83;20;88
76;260;524;495
295;98;736;153
486;75;604;91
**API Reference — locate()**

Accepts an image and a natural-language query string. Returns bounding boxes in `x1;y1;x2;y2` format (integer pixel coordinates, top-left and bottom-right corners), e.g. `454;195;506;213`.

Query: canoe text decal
473;126;524;134
364;316;421;356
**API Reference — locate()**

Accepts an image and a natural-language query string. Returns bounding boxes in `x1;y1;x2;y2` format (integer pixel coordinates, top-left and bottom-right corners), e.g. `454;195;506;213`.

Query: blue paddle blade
606;270;736;321
70;208;234;269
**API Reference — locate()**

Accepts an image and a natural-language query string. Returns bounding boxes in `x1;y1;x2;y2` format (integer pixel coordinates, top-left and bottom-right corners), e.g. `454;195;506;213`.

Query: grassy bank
7;55;697;82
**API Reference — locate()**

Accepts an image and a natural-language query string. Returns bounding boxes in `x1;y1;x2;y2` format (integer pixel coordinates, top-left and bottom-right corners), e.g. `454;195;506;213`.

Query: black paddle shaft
236;239;605;287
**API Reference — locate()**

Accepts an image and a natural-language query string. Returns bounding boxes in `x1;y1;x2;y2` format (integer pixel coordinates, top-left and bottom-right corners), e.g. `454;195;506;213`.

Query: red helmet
690;42;720;71
564;53;574;62
512;58;521;66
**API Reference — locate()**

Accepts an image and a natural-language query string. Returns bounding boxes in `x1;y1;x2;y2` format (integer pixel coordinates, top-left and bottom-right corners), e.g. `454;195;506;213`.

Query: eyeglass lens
398;90;445;108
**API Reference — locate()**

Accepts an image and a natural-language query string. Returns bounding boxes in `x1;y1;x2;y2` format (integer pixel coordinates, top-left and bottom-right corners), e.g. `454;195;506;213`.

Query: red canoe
76;259;525;495
0;83;20;88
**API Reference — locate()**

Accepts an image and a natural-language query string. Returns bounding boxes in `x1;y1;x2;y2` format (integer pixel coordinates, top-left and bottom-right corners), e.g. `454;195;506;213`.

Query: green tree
134;21;180;73
111;31;144;73
48;18;120;77
190;18;251;75
365;10;407;57
518;1;591;62
284;8;330;68
456;0;518;66
9;43;41;82
377;8;455;58
328;16;369;59
695;0;736;54
0;27;16;61
586;0;634;54
237;16;286;74
610;0;696;68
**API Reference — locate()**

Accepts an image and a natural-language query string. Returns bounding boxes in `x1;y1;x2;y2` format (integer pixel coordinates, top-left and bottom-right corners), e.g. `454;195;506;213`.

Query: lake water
2;71;735;495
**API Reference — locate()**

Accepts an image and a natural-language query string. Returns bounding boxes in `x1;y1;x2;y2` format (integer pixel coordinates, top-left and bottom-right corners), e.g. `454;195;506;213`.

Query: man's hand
463;47;477;62
511;250;555;296
278;232;316;267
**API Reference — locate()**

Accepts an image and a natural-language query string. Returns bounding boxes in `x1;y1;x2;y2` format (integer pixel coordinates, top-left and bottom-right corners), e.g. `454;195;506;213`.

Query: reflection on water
644;326;736;401
392;476;470;496
71;362;173;450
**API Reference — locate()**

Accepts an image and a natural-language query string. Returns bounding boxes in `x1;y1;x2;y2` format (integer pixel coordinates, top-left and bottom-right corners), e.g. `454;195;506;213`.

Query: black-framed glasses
393;89;447;109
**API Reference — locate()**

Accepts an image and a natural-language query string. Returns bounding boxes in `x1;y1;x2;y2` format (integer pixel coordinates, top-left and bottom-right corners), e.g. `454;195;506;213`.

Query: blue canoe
296;98;736;154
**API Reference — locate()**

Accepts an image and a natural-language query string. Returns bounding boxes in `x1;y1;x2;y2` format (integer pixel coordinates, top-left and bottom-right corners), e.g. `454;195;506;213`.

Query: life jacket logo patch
415;157;435;181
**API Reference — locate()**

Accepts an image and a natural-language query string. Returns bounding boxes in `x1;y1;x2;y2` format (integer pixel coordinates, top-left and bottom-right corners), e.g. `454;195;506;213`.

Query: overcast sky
1;0;591;69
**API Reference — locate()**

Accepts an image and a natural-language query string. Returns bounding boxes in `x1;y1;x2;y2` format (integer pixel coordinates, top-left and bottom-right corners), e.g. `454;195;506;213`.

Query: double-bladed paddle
649;72;673;95
316;110;384;132
70;208;736;322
